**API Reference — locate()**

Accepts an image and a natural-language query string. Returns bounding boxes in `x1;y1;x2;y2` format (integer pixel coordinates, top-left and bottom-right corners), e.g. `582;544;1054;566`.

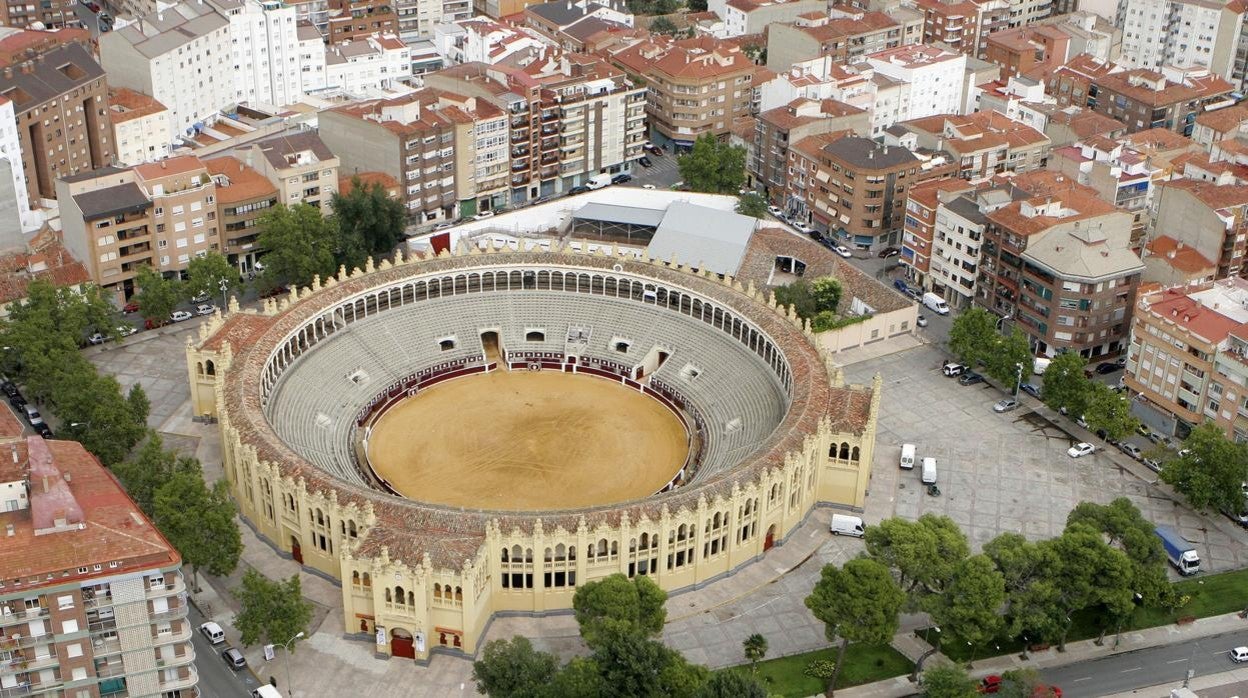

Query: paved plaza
84;324;1248;696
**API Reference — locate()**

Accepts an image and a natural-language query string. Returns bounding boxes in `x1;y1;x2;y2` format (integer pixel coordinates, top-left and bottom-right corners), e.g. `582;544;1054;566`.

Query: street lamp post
282;631;305;697
1014;362;1024;396
218;277;229;312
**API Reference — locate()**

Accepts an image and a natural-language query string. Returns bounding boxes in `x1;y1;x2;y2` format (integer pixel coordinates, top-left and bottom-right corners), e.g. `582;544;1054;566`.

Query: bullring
187;242;879;662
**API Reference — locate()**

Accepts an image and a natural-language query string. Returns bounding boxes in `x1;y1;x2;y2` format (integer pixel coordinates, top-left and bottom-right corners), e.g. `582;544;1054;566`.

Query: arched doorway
763;524;776;552
391;628;415;659
290;536;303;564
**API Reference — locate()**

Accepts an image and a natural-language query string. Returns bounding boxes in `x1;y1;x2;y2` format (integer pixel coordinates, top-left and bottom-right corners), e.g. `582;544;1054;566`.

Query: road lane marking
1168;658;1188;664
1121;667;1142;672
1073;677;1091;682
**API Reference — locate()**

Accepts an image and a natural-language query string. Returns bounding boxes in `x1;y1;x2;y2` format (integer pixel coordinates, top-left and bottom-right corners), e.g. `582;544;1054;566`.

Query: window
525;330;545;342
66;643;82;658
57;595;73;609
439;338;455;351
61;618;79;633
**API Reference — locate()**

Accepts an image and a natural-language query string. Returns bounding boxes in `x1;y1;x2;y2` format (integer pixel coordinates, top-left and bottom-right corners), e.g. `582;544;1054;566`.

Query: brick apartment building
764;9;912;72
749;98;868;203
1150;179;1248;280
0;430;193;698
206;155;278;274
1049;61;1235;136
913;0;1010;60
326;0;399;43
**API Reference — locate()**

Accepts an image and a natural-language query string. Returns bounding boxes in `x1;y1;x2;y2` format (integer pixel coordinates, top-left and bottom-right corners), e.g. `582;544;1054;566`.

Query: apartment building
0;96;35;234
1140;235;1216;286
1037;104;1126;147
108;88;171;167
913;0;1010;60
433;17;546;66
0;30;113;206
326;0;398;43
764;9;912;72
891;110;1051;178
1191;103;1248;148
0;0;76;30
976;171;1143;357
237;131;340;212
320;88;505;221
523;0;633;49
984;24;1070;80
206;0;305;109
395;0;470;40
1124;279;1248;437
787;134;948;250
206;155;277;273
100;2;232;137
1118;0;1246;82
0;434;194;698
865;45;967;123
1049;135;1159;248
424;54;645;203
927;183;1028;308
1094;66;1234;136
610;35;758;147
1151;178;1248;279
324;34;412;95
900;177;977;290
714;0;825;38
749;97;868;200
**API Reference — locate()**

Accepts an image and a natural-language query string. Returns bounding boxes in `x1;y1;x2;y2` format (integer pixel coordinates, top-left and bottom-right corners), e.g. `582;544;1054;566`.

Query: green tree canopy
948;307;999;367
805;558;905;695
920;663;978;698
865;514;969;606
256;203;339;290
113;433;200;516
678;133;746;194
1162;422;1248;514
694;671;768;698
773;277;842;321
185;251;237;306
926;555;1005;658
649;15;680;34
1041;352;1089;417
134;265;183;325
735;192;768;218
472;637;560;698
985;328;1031;391
233;570;314;648
1065;498;1172;607
572;574;667;649
547;657;605;698
742;633;767;673
154;473;242;591
332;176;407;258
1084;382;1139;441
52;370;149;466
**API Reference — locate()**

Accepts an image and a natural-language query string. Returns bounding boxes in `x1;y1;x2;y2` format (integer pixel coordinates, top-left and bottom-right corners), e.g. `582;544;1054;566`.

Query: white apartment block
865;45;967;123
108;88;173;167
1119;0;1246;84
433;17;544;65
720;0;825;39
324;34;412;96
100;2;232;137
1008;0;1053;28
297;22;328;94
207;0;305;109
0;97;38;233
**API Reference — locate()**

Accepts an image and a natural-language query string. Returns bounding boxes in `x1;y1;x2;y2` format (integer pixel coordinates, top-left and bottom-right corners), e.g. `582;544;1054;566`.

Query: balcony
0;608;46;628
146;577;186;600
156;664;197;693
91;635;122;657
511;174;528;186
0;634;45;651
151;623;193;647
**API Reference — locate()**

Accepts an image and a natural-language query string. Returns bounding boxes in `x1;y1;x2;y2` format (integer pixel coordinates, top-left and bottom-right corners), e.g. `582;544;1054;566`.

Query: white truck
921;292;950;315
1155;525;1200;575
586;173;612;190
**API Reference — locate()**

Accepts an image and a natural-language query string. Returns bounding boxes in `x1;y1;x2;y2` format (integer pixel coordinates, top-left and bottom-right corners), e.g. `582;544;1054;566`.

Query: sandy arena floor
366;370;689;511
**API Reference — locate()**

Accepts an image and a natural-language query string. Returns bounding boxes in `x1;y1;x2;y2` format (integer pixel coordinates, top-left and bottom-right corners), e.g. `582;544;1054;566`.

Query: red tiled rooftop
1146;235;1215;274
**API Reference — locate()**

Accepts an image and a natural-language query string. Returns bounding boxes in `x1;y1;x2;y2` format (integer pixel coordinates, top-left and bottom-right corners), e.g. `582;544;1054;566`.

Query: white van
1033;356;1051;375
586;173;613;190
922;292;950;315
899;444;916;470
198;621;225;645
252;686;284;698
829;514;865;537
921;457;937;484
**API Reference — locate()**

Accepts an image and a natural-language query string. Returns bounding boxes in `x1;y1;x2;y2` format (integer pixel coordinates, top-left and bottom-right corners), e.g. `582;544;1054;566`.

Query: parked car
432;222;455;231
1119;442;1143;459
942;363;966;377
642;184;656;190
567;186;589;195
88;332;106;345
831;244;853;259
122;301;140;313
1222;508;1248;528
792;221;813;234
916;315;928;328
199;622;226;644
611;173;633;184
222;647;247;670
1020;383;1042;399
877;246;901;258
116;324;137;337
648;145;663;156
767;205;784;217
472;210;495;220
1068;442;1096;458
190;291;210;303
170;310;193;322
1230;646;1248;663
958;371;984;386
978;675;1001;694
993;398;1019;413
638;156;652;167
35;424;52;439
1142;457;1162;473
23;405;42;426
1;381;19;399
1094;362;1123;375
893;278;910;293
195;303;215;316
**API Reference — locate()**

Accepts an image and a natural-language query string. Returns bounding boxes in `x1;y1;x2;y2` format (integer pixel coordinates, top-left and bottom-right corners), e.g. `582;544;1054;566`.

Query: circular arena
193;246;879;660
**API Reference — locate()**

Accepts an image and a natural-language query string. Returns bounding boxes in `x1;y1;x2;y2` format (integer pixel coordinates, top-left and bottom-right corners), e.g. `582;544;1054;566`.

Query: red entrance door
291;538;303;564
763;525;776;552
391;636;415;659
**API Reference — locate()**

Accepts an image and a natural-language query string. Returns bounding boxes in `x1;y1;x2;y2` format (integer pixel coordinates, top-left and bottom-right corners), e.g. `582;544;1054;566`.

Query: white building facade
865;45;967;125
0;97;38;233
324;35;413;96
210;0;305;108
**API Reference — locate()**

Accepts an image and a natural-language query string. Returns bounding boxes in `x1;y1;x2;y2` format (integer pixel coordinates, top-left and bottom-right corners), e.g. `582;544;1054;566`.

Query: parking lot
626;148;683;190
843;344;1248;574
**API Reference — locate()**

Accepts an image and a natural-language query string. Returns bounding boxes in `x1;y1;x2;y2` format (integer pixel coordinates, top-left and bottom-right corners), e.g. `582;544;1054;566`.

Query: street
188;602;268;698
1040;629;1248;696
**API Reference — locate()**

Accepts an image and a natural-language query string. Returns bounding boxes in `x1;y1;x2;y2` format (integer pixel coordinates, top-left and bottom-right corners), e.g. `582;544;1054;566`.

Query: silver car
993;398;1019;413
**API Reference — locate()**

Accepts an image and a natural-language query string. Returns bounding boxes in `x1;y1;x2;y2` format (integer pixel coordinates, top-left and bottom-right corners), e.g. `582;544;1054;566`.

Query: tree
773;277;841;322
256;203;339;290
52;370;149;466
1037;524;1134;649
1066;498;1172;609
804;558;905;696
1161;422;1248;515
926;555;1005;663
548;657;605;698
332;177;407;258
134;265;183;325
649;16;680;34
1083;382;1139;442
154;473;242;591
687;0;707;10
920;663;978;698
995;668;1047;698
742;633;767;673
678;133;746;194
983;533;1057;644
1042;352;1089;417
694;671;767;698
810;277;843;313
472;636;560;698
234;570;314;648
185;251;237;307
571;574;666;649
113;433;200;516
127;383;151;428
947;307;998;367
865;514;968;607
985;328;1031;392
735;192;768;218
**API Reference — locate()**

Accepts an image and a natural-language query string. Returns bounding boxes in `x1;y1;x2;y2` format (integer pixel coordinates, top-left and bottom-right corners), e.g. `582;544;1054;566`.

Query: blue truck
1155;526;1200;575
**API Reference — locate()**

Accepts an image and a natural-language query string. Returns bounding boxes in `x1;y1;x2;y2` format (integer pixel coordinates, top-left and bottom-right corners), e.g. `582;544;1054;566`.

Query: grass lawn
924;567;1248;663
743;643;913;698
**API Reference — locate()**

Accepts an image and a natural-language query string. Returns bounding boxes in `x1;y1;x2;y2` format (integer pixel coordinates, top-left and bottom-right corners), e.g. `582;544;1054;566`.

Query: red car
123;301;140;313
978;677;1061;697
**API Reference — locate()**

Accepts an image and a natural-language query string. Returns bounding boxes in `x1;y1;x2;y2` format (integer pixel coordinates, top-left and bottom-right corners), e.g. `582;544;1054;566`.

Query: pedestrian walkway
844;612;1248;698
1101;667;1248;698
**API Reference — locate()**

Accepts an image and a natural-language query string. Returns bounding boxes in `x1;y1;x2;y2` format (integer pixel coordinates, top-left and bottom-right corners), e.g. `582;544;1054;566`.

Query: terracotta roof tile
1146;235;1216;274
107;87;167;124
204;156;277;204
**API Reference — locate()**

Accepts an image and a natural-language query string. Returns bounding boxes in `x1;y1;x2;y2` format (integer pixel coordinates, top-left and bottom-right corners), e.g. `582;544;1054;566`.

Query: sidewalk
842;612;1248;698
1101;667;1248;698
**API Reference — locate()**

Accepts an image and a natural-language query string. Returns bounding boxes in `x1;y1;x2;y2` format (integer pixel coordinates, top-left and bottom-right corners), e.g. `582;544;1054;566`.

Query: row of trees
473;574;770;698
1160;422;1248;516
773;277;851;332
133;251;239;325
921;665;1055;698
947;307;1032;391
804;498;1175;696
678;134;747;196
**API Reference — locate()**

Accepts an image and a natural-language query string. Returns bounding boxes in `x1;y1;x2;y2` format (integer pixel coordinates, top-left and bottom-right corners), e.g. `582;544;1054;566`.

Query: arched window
407;591;415;606
839;443;850;460
433;584;442;600
348;520;358;538
361;573;371;588
851;446;860;461
196;361;204;376
454;587;462;602
205;360;215;376
385;588;392;603
351;571;360;586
